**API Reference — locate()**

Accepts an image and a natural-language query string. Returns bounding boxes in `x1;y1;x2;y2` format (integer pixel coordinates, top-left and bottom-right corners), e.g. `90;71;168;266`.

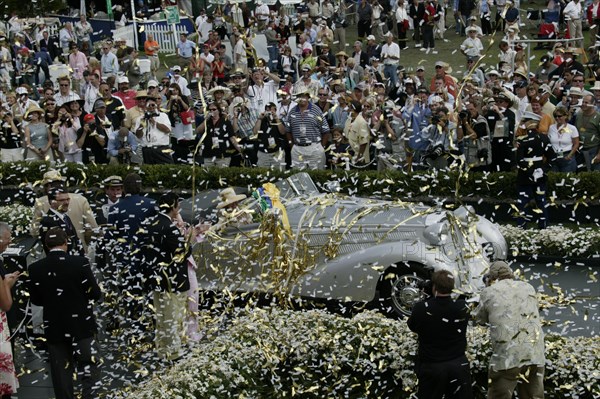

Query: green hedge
1;161;599;202
112;308;599;399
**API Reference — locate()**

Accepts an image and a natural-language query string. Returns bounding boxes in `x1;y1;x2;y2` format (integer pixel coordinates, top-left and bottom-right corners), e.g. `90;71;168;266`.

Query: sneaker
402;46;409;50
420;47;427;52
415;43;422;48
426;48;431;54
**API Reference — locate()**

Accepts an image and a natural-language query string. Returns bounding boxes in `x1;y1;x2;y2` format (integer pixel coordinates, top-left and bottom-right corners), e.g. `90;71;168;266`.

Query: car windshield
275;173;320;199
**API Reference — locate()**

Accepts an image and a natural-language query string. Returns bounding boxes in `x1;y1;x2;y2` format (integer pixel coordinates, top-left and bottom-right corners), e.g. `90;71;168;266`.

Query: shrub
111;309;599;399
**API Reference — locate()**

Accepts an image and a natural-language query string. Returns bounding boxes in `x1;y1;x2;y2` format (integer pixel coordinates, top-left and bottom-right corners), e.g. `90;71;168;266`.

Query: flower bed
0;203;33;237
499;225;600;259
112;309;599;399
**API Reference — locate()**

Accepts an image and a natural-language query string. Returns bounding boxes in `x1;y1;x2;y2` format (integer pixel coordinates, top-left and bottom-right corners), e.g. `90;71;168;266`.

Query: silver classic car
190;173;507;317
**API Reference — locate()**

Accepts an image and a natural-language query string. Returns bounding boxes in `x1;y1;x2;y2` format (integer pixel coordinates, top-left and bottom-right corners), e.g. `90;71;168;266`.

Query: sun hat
41;170;66;186
216;188;247;209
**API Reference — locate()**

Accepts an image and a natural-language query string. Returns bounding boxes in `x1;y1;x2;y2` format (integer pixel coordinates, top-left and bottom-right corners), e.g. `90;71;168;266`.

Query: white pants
257;150;286;170
291;142;326;170
1;148;24;162
63;152;83;164
153;291;187;360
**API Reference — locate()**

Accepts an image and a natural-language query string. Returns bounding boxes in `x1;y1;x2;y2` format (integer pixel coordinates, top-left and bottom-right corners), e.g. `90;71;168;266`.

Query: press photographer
134;96;174;164
77;112;108;164
252;102;287;170
0;108;22;162
457;99;491;171
108;127;140;165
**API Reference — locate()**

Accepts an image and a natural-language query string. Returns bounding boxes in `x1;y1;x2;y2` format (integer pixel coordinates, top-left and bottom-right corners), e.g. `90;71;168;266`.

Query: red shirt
114;90;137;110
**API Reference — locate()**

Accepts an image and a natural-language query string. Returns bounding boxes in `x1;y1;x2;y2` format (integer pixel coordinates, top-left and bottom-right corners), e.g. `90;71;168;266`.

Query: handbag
180;109;195;125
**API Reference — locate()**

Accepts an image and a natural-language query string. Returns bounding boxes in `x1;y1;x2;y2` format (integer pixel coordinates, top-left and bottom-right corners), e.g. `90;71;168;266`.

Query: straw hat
208;85;232;99
41;170;66;186
216;188;247;209
25;106;44;120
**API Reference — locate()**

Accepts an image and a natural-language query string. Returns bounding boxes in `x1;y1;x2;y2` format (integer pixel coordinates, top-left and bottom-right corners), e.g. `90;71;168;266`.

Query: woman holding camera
166;83;194;164
24;107;53;162
53;105;83;163
196;102;241;167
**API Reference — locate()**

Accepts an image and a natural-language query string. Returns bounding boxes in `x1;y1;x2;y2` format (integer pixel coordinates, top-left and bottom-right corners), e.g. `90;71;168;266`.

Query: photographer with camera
252;102;287;170
232;97;259;166
421;111;452;170
166;83;194;164
457;99;491;171
77;111;108;164
54;104;82;163
407;269;473;399
134;96;173;164
0;107;22;162
108;127;140;165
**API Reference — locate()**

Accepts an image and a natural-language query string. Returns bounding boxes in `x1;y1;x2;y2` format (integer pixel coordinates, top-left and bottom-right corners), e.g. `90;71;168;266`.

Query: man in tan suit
30;170;98;250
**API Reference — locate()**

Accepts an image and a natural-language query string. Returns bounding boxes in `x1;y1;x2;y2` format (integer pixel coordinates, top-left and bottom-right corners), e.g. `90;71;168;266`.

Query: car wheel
379;264;429;318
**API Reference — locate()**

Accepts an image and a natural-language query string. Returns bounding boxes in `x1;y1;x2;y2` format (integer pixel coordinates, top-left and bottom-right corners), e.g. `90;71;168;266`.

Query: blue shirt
177;40;196;58
108;132;138;157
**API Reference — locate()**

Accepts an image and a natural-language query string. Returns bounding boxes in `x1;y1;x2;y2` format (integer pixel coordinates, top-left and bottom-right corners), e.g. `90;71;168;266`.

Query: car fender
290;240;455;302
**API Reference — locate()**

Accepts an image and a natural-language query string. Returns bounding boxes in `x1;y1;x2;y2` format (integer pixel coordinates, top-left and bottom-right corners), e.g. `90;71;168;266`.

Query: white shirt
563;1;582;20
548;123;579;152
255;4;270;21
461;37;484;57
55;92;81;106
134;112;172;147
84;85;100;113
246;80;279;113
396;4;408;22
170;75;191;97
381;42;400;65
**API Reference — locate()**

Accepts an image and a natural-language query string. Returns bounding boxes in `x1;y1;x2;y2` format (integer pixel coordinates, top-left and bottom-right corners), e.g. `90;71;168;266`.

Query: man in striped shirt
285;88;330;170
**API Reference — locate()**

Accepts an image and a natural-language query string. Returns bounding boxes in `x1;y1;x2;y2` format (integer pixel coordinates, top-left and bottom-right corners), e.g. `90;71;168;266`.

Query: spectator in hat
430;61;457;97
487;92;516;171
124;90;148;130
464;56;485;87
473;261;545;399
294;64;320;99
197;101;241;167
461;27;483;57
114;76;136;110
548;47;584;80
170;65;191;98
284;88;329;169
365;35;382;61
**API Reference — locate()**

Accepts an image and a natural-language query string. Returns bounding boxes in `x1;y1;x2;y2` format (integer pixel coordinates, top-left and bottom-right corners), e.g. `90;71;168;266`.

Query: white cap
147;79;159;88
16;87;28;95
366;35;376;41
117;76;129;84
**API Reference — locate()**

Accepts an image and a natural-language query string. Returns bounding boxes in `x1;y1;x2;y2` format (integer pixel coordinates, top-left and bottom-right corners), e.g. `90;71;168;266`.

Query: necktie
63;214;75;235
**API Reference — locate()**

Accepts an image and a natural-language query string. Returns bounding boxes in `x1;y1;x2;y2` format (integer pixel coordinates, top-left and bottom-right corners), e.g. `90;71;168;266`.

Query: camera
145;111;159;119
88;122;96;131
458;110;469;120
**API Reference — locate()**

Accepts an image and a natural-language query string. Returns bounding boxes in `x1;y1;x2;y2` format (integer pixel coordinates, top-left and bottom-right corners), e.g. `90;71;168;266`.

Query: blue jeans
516;184;549;229
267;45;279;72
551;154;577;172
384;64;399;89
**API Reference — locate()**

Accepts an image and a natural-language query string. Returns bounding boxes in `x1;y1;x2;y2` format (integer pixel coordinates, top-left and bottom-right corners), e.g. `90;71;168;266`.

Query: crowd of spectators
0;0;599;173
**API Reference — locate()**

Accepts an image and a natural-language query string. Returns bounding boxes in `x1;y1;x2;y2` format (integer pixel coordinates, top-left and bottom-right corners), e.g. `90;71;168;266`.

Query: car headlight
423;222;449;246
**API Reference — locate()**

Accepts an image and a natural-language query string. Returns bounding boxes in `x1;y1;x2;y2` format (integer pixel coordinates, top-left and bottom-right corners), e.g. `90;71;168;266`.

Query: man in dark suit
141;192;192;360
107;173;156;332
351;40;370;68
38;30;61;61
39;187;85;257
29;227;102;399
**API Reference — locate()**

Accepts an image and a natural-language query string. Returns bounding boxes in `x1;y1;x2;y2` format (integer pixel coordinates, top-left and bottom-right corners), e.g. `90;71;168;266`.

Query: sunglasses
209;108;218;111
60;84;69;87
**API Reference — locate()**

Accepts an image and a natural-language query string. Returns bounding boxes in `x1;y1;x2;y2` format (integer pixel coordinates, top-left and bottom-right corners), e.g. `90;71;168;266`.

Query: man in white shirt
75;14;93;45
564;0;583;48
255;0;270;29
83;73;101;113
169;65;191;97
134;96;173;164
55;76;81;106
461;27;484;57
100;42;119;79
380;32;400;89
246;68;280;115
